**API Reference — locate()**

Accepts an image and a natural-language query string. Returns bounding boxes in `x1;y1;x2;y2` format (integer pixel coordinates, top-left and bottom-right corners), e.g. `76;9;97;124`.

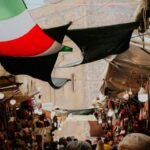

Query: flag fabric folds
0;0;72;88
0;0;62;57
43;21;73;52
0;23;71;89
100;44;150;97
66;22;139;66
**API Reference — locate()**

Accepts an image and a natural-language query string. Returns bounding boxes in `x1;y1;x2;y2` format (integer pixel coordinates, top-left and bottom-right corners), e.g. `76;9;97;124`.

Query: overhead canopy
100;41;150;97
0;75;20;91
0;75;42;104
65;108;95;115
54;108;95;115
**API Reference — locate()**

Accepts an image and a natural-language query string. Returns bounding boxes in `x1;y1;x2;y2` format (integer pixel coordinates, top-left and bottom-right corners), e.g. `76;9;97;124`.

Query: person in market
66;140;92;150
118;133;150;150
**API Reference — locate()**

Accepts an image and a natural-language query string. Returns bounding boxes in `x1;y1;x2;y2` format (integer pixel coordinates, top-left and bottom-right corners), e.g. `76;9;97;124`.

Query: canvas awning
54;108;95;115
65;108;95;115
100;40;150;97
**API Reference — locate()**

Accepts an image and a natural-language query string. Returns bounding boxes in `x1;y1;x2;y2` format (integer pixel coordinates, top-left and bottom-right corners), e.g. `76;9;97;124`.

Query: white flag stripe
0;10;35;41
34;41;62;57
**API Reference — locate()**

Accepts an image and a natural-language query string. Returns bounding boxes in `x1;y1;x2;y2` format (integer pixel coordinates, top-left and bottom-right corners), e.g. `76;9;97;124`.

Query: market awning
100;43;150;97
65;108;95;115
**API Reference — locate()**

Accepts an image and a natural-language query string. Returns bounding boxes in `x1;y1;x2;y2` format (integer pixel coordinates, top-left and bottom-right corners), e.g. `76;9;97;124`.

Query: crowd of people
0;98;150;150
42;132;150;150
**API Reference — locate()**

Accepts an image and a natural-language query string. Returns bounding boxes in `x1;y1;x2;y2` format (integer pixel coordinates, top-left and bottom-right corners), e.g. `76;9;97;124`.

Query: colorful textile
0;0;62;57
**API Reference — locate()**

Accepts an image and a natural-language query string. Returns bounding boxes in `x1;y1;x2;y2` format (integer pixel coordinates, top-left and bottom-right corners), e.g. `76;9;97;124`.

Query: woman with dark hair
66;141;92;150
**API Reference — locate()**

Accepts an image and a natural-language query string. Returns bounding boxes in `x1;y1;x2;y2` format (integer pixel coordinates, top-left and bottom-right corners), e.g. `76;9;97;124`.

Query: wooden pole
135;0;150;32
148;76;150;118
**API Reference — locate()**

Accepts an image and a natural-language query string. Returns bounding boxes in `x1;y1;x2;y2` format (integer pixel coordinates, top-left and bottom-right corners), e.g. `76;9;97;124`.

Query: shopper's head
66;141;92;150
118;133;150;150
96;140;104;150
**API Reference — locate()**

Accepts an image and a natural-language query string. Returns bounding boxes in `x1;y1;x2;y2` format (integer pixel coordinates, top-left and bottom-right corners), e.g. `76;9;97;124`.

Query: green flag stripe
60;45;73;52
0;0;26;20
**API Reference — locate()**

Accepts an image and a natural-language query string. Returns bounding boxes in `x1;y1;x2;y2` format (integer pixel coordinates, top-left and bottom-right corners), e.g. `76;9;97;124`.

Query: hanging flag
0;23;71;88
0;0;63;57
64;22;139;67
43;22;73;52
0;0;72;88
